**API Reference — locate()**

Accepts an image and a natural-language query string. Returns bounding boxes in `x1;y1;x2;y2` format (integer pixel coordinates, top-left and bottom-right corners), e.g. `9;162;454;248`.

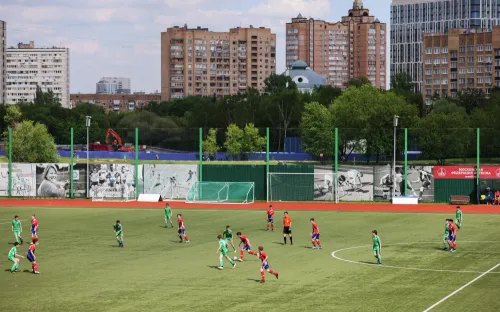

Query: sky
0;0;392;93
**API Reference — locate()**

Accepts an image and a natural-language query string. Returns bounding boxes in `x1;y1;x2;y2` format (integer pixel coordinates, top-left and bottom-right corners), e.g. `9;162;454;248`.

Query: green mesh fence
185;182;254;203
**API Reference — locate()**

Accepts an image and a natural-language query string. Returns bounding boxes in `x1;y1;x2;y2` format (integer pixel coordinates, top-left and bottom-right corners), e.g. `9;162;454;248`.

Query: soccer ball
233;256;238;261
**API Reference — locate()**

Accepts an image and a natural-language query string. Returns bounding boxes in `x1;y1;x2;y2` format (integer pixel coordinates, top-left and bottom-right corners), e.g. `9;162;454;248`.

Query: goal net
185;182;255;204
268;172;338;203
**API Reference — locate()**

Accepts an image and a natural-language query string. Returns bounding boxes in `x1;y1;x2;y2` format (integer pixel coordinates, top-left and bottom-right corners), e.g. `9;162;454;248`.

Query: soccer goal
267;172;339;203
185;182;255;204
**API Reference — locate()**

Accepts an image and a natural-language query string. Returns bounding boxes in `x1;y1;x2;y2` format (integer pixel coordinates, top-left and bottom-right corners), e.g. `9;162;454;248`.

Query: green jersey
113;223;123;235
219;239;228;253
12;219;21;232
223;229;233;239
444;222;449;234
372;235;381;248
8;246;17;259
456;209;462;221
165;207;172;218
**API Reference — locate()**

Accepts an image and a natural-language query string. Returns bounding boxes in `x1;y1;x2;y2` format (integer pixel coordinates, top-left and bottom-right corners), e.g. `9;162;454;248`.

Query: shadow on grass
272;242;284;245
207;265;221;270
247;278;261;283
170;240;183;243
358;261;378;265
23;269;31;273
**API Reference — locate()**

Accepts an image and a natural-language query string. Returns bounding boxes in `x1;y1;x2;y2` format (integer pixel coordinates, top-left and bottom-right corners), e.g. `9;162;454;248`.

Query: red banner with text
433;166;500;179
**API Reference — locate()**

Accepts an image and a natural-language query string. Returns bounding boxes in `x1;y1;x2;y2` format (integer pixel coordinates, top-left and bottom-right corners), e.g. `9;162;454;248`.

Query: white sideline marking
331;242;500;274
422;262;500;311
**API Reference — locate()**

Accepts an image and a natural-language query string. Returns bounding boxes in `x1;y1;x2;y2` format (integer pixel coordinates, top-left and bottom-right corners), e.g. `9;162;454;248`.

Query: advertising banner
433;166;500;179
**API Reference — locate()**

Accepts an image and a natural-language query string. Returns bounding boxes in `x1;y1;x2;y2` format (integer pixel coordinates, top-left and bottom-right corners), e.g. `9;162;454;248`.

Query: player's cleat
260;280;265;283
218;266;223;270
442;248;448;251
237;258;243;262
185;240;190;243
312;246;317;249
318;246;323;249
232;262;236;269
450;248;456;252
34;271;40;274
14;268;21;272
275;273;279;279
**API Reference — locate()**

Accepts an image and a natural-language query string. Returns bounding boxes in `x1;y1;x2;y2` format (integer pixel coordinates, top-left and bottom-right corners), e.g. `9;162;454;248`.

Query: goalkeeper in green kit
216;234;236;270
372;230;382;264
455;206;462;230
113;220;124;247
164;203;174;228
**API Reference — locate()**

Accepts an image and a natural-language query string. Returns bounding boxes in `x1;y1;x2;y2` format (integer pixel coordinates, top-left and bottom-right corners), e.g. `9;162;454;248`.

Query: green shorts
13;231;20;236
165;215;171;220
443;233;449;240
115;232;123;237
456;219;461;224
8;257;15;262
373;247;380;255
220;250;228;257
225;237;232;242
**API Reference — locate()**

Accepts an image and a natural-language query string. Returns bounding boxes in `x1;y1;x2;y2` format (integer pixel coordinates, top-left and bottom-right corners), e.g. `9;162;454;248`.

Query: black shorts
283;226;291;234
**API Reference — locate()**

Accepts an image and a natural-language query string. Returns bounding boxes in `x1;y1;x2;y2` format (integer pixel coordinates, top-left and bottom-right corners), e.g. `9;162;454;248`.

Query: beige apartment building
70;93;161;112
286;0;386;89
161;25;276;100
422;27;500;105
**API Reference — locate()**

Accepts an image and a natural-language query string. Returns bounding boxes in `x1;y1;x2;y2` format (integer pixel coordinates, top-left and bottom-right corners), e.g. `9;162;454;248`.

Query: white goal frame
185;181;255;204
267;172;339;203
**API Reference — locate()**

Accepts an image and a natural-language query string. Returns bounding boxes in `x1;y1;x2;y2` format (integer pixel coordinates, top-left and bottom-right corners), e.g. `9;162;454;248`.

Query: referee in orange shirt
283;211;293;245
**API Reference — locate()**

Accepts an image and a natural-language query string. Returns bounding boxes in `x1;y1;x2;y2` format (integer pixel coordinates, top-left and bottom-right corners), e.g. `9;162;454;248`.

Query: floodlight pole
393;115;399;200
85;116;91;198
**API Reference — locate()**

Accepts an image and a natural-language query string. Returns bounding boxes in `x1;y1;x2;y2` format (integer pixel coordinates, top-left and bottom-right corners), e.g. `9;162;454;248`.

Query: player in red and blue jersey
310;218;322;249
447;219;457;252
256;246;278;283
31;214;39;245
27;243;40;274
266;205;275;231
236;232;257;261
177;214;189;243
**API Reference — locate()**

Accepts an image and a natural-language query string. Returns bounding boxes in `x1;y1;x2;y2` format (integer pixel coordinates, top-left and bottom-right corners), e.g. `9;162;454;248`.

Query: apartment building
96;77;131;94
286;0;386;89
6;41;70;108
0;20;6;104
161;25;276;100
423;27;500;105
391;0;500;91
70;93;161;112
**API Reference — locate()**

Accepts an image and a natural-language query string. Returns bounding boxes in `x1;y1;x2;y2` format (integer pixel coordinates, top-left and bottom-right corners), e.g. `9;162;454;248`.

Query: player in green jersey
11;215;23;245
164;203;173;228
113;220;124;247
8;242;23;273
455;206;462;230
442;219;451;250
216;234;236;270
372;230;382;264
222;225;236;252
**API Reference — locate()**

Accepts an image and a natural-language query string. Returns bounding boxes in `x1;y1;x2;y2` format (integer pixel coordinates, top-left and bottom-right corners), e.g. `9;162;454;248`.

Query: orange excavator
105;128;134;152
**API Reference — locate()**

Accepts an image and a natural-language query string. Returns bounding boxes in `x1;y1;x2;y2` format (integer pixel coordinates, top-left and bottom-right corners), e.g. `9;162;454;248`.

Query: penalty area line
422;262;500;312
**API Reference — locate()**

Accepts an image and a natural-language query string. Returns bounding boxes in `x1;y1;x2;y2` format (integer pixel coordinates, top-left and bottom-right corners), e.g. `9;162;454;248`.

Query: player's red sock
317;239;322;246
184;236;189;241
248;250;257;255
267;224;270;230
240;250;244;259
269;269;277;275
271;224;274;230
312;240;316;246
261;271;265;280
453;242;456;249
33;261;38;272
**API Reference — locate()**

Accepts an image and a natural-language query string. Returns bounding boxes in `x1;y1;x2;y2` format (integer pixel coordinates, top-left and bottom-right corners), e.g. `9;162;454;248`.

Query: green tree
11;120;58;162
34;85;61;106
311;85;342;107
203;128;219;157
242;123;265;154
264;73;297;94
300;102;333;157
224;123;244;159
346;76;371;88
390;72;415;94
4;105;22;129
457;88;486;114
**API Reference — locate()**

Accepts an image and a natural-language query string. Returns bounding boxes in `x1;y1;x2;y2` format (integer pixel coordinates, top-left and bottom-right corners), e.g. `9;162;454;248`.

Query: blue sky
0;0;391;93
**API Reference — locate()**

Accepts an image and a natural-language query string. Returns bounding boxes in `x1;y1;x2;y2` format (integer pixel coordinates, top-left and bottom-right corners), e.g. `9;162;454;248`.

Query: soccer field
1;207;499;312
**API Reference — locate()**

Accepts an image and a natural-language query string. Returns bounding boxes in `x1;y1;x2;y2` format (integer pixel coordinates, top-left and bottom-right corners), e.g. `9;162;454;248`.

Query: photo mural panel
72;164;88;198
36;164;70;198
337;165;374;201
373;165;434;202
88;164;142;199
0;163;36;197
143;164;198;199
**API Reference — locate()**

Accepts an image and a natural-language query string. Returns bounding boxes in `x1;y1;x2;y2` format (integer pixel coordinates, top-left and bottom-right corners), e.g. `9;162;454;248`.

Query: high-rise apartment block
391;0;500;91
6;41;70;108
422;27;500;105
96;77;131;94
0;20;6;104
286;0;386;89
161;25;276;100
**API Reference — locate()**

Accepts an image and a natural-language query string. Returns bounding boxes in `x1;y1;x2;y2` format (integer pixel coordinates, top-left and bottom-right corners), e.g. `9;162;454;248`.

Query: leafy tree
431;98;465;115
4;105;22;129
224;123;243;159
311;85;342;107
11;120;58;162
300;102;333;157
34;85;61;106
242;123;265;154
390;72;415;94
346;76;371;88
264;73;297;94
457;88;486;114
203;128;219;157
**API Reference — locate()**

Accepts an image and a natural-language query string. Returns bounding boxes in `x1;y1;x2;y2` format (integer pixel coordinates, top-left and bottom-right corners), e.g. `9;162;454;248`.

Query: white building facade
96;77;131;94
0;21;6;104
6;41;70;108
390;0;500;91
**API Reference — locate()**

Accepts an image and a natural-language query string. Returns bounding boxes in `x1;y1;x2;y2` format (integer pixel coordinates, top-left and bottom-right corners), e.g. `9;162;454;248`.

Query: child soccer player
164;203;173;228
282;211;292;245
455;206;462;230
310;218;322;249
8;242;23;273
31;214;39;245
216;234;236;270
256;246;278;283
27;243;40;274
223;225;236;252
266;205;274;231
12;215;23;245
113;220;124;247
447;219;457;252
236;232;257;261
442;218;450;250
177;214;190;243
372;230;382;264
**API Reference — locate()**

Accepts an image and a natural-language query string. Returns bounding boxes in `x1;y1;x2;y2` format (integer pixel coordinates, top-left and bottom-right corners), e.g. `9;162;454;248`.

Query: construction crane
105;128;134;152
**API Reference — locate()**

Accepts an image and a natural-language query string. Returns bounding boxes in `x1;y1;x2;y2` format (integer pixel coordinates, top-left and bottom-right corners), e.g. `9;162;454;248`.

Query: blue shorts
27;253;35;262
261;261;269;270
448;234;455;242
312;233;320;240
241;244;251;251
267;216;273;223
178;229;185;235
31;230;38;235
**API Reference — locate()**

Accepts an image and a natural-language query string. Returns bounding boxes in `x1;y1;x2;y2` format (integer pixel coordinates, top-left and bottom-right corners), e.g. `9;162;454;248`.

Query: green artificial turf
0;207;499;312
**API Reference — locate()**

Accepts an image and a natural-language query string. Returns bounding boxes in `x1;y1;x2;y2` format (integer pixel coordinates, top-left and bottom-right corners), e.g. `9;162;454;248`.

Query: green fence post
404;128;408;196
199;128;203;182
334;128;338;203
477;128;480;204
70;128;74;198
266;127;270;202
135;128;139;200
8;127;12;197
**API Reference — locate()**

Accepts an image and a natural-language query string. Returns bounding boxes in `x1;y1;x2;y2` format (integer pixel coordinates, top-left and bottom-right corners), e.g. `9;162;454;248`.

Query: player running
266;205;275;231
372;230;382;264
256;246;278;283
12;215;23;245
113;220;124;247
8;242;23;273
442;219;450;250
223;225;236;252
236;232;257;261
447;219;457;252
216;234;236;270
31;214;39;245
27;243;40;274
310;218;322;249
164;203;174;228
455;206;462;230
283;211;293;245
177;214;190;243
